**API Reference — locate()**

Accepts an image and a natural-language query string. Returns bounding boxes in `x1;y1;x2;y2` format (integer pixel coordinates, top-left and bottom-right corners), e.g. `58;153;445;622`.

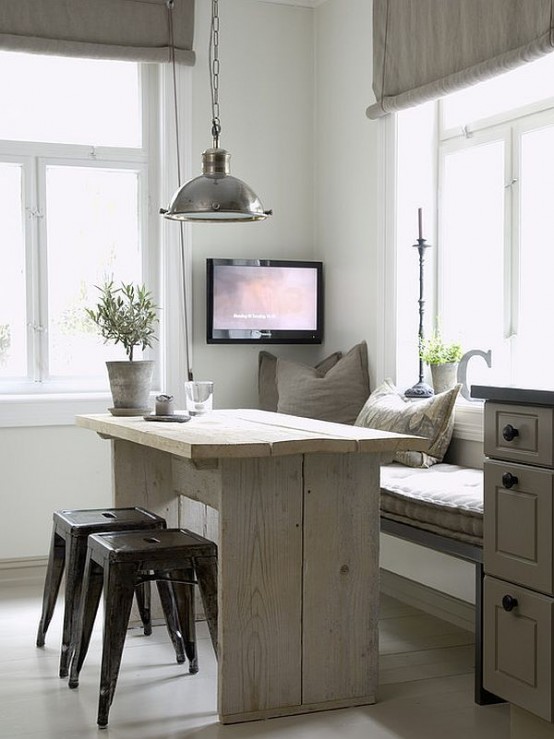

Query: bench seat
380;463;483;545
379;461;502;706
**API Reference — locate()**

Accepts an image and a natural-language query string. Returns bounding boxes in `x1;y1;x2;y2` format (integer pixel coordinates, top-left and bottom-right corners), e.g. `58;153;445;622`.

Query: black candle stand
405;234;434;399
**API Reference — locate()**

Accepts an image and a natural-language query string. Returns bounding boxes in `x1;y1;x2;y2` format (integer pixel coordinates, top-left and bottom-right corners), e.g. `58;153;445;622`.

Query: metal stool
36;506;166;677
69;528;218;729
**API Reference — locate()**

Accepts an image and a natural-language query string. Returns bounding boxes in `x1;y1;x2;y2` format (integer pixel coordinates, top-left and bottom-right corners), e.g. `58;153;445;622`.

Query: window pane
0;52;140;147
442;54;554;129
440;141;510;386
516;124;554;388
45;165;142;379
0;163;26;378
396;102;437;391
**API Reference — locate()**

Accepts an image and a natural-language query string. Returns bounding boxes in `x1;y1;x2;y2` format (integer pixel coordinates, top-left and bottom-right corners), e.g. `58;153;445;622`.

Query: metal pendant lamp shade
164;147;269;222
162;0;271;223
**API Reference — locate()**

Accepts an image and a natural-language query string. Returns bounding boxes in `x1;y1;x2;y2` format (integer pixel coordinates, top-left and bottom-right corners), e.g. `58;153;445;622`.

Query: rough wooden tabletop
76;408;429;460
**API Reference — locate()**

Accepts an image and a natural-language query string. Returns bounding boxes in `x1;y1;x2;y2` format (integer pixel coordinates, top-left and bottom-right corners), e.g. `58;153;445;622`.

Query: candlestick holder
405;236;434;399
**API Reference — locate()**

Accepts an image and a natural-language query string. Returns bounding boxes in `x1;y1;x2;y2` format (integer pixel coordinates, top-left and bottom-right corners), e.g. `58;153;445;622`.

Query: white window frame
0;61;193;428
383;90;554;442
438;99;554;393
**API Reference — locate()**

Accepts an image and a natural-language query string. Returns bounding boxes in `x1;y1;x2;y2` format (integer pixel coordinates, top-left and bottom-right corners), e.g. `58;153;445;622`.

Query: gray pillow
354;378;460;467
275;341;370;425
258;349;342;412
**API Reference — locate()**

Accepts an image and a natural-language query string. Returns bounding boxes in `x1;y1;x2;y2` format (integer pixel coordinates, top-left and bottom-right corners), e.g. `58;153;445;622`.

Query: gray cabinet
484;459;554;595
483;576;554;721
474;389;554;722
484;401;554;467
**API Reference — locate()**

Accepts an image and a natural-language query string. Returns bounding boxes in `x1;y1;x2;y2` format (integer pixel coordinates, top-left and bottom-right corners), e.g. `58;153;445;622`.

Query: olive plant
86;281;158;361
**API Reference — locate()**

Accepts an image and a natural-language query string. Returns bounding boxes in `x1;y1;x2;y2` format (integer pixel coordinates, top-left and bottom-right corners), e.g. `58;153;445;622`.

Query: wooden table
76;409;427;724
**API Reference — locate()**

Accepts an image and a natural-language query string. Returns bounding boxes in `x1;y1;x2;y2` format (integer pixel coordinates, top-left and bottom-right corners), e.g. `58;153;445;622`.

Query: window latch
27;322;46;333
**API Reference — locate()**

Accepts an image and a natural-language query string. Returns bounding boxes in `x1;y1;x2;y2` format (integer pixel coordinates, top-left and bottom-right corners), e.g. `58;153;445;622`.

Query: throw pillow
258;349;343;412
354;378;460;468
275;341;370;425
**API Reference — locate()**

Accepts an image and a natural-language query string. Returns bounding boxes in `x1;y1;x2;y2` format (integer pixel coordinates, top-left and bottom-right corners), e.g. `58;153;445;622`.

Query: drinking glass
184;381;214;415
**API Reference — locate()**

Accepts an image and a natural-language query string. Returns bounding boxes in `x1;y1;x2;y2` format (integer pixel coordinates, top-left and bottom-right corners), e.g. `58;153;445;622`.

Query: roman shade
367;0;554;119
0;0;195;64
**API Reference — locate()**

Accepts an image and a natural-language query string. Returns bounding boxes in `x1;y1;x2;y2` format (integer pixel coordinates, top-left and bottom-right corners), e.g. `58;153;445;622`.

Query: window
0;51;159;394
395;53;554;395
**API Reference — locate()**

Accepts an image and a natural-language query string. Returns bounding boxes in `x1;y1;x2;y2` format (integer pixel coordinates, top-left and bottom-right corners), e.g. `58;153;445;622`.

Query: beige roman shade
367;0;554;119
0;0;195;64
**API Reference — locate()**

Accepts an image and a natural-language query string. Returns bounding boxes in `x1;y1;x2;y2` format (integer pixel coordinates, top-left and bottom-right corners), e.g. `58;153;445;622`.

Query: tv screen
207;258;323;344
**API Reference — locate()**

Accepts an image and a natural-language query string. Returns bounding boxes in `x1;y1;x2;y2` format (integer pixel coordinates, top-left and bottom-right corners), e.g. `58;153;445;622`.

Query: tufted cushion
275;341;370;425
355;378;460;467
380;462;483;544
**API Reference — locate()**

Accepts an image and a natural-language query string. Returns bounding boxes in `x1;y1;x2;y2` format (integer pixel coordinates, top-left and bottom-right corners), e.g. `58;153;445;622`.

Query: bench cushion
380;462;483;545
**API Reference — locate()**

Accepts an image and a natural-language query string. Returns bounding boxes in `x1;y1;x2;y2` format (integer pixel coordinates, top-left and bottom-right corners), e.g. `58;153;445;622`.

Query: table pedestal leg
218;452;379;723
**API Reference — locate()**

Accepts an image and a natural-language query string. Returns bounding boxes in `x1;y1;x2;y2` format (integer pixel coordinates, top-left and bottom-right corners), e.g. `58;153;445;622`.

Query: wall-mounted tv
207;258;323;344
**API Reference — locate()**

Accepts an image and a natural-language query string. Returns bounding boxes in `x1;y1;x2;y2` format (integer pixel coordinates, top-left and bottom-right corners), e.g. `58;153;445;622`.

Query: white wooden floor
0;577;510;739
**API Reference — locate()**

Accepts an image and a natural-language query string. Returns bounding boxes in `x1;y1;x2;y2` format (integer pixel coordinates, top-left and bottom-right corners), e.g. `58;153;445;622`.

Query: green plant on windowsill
85;280;159;412
85;280;158;362
419;329;463;366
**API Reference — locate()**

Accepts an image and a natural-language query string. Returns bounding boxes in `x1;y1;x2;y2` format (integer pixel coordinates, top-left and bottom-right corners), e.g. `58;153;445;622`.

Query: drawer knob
502;424;520;442
502;595;519;612
502;472;519;488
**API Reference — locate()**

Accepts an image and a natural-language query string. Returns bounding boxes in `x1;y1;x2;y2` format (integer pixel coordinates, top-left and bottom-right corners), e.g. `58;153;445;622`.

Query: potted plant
86;281;159;414
419;329;463;394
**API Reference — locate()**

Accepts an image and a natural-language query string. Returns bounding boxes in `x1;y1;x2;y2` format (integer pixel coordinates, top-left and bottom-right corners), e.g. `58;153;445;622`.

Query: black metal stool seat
36;506;166;678
69;528;218;729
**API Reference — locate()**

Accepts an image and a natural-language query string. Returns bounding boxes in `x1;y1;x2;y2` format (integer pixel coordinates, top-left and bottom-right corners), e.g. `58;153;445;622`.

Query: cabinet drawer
484;576;554;721
484;402;554;467
484;460;554;595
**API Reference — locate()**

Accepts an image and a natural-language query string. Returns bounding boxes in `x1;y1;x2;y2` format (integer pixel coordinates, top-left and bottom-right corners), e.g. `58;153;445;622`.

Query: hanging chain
210;0;221;148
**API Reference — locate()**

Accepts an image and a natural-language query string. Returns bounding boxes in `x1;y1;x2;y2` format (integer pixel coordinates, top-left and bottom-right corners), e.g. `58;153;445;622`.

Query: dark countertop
471;385;554;406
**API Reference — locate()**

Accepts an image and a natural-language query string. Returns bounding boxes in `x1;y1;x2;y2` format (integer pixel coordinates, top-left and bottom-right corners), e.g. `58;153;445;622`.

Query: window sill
453;399;484;442
0;393;114;428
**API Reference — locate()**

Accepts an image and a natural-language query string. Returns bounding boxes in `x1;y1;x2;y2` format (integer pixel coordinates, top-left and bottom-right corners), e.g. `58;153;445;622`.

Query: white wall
0;426;111;560
188;0;321;409
314;0;381;368
313;0;475;604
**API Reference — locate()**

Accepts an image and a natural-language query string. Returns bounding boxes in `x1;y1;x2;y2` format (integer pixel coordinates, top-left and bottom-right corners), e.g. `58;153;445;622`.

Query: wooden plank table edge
76;411;429;458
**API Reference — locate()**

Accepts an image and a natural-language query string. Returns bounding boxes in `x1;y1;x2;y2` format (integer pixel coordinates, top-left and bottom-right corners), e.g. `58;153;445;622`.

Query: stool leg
36;529;65;647
156;579;186;665
134;582;152;636
97;561;137;729
171;567;198;674
194;554;218;656
68;552;104;689
59;535;88;677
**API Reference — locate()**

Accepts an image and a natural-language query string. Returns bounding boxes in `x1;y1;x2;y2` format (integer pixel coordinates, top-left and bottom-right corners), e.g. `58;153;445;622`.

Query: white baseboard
380;568;475;633
0;556;47;583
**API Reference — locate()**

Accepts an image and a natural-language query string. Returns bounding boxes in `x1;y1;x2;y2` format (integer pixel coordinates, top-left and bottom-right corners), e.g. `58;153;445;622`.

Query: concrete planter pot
106;360;154;413
430;362;459;395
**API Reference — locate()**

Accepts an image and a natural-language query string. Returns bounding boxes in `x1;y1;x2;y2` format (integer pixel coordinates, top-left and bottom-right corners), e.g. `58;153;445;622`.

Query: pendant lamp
161;0;272;223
